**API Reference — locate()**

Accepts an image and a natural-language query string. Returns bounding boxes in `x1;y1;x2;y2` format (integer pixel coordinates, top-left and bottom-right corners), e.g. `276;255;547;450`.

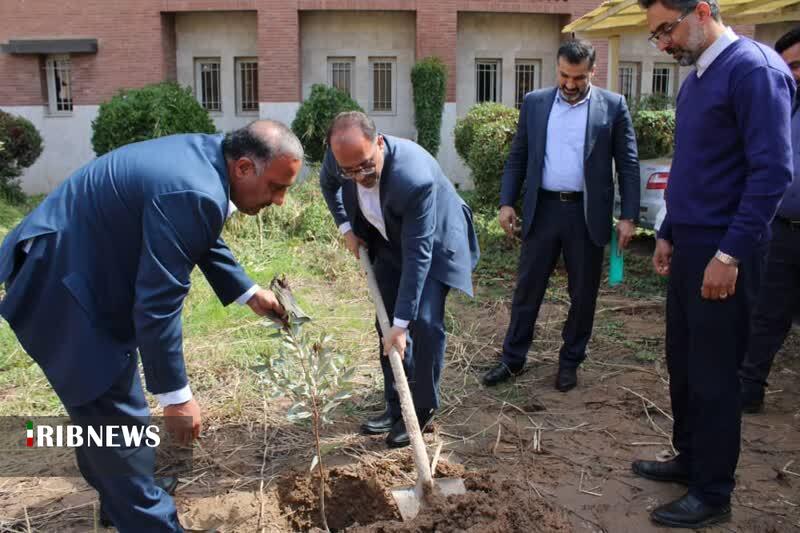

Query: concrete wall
619;30;691;99
5;106;99;194
754;22;797;49
299;11;416;141
456;12;562;116
175;11;259;133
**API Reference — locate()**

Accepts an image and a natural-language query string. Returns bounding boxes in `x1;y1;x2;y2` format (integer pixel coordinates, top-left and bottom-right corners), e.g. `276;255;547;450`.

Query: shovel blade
391;478;467;521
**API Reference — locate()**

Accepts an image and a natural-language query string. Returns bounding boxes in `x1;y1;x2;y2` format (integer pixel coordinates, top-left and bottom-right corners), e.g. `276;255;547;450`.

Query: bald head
326;111;377;147
223;119;304;170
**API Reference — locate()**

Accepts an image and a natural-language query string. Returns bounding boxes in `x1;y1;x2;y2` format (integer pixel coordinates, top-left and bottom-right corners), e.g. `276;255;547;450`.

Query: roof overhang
1;38;98;55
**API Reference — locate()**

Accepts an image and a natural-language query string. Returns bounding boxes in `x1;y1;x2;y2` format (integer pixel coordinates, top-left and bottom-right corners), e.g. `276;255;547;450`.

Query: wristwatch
714;250;739;266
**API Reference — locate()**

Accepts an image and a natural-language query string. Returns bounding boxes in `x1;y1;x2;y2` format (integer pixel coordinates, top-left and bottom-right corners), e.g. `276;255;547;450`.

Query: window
514;60;541;109
370;57;396;114
235;58;259;115
476;59;501;103
618;62;641;102
195;58;221;112
328;57;354;97
45;55;73;114
652;63;677;97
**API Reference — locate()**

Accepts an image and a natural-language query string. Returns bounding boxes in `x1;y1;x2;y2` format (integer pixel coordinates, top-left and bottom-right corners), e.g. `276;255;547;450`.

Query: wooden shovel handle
358;246;434;490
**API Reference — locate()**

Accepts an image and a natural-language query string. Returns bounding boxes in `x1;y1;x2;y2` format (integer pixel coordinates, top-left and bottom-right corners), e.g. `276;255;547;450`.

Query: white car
615;158;670;230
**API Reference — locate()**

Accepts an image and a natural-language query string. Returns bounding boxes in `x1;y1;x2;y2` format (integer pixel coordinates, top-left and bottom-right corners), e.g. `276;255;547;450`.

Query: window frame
652;62;678;97
475;58;502;104
618;61;642;102
368;56;397;115
194;57;222;113
327;57;355;97
514;59;541;109
45;54;73;115
235;57;259;116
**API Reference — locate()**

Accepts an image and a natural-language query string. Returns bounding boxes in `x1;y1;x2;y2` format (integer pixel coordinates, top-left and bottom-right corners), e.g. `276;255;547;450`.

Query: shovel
358;246;466;521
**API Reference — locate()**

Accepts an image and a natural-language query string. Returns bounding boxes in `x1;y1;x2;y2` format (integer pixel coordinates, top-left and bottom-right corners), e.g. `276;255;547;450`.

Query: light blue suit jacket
0;134;253;406
320;135;479;322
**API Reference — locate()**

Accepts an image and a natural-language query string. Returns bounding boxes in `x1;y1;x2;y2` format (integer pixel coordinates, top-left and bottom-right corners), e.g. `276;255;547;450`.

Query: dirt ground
1;245;798;532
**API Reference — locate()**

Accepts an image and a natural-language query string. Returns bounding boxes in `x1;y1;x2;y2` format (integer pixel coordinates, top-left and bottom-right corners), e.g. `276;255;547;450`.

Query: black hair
557;40;596;69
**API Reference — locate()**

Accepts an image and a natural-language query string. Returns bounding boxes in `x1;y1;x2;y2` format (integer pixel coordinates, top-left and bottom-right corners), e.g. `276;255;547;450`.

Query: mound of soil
277;457;572;532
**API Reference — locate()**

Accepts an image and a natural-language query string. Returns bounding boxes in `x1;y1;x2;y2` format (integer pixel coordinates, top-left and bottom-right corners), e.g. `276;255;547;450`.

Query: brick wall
0;0;179;105
1;0;611;106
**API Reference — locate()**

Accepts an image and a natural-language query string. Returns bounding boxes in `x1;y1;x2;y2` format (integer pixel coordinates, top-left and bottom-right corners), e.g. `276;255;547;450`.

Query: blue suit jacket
320;135;479;322
500;87;640;246
0;134;253;406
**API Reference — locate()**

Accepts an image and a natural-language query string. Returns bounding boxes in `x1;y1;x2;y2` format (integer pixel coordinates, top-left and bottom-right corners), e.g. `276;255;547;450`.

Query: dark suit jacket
0;134;253;405
500;87;640;246
320;135;479;322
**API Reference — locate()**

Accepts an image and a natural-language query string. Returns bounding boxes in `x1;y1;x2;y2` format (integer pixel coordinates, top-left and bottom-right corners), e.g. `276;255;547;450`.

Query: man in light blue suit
483;40;640;391
0;120;303;532
320;112;479;448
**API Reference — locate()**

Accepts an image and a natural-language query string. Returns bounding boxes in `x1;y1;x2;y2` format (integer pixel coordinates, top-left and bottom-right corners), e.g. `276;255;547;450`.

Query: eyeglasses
339;142;379;180
647;11;690;48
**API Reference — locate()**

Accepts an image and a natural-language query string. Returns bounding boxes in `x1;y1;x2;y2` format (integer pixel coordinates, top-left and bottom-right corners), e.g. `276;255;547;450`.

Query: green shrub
411;57;447;157
633;109;675;160
454;103;519;209
0;110;43;204
91;82;216;156
258;171;339;244
291;84;363;163
454;103;518;163
630;93;675;114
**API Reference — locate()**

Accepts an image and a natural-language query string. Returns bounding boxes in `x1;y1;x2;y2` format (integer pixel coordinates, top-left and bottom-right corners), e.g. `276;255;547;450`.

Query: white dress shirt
696;27;739;78
338;183;409;329
541;87;592;192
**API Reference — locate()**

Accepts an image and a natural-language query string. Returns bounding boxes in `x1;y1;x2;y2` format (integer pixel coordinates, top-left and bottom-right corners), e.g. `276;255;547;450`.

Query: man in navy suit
482;39;640;391
0;120;303;532
320;112;479;448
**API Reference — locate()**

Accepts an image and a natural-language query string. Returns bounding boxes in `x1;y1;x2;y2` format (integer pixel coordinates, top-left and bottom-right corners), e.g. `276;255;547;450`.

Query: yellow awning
564;0;800;37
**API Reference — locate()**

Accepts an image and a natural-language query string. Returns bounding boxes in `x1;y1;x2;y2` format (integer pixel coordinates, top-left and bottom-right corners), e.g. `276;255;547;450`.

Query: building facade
0;1;772;192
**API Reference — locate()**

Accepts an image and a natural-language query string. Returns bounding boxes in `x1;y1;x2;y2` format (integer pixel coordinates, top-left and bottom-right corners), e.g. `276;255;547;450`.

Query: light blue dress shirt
541;87;591;192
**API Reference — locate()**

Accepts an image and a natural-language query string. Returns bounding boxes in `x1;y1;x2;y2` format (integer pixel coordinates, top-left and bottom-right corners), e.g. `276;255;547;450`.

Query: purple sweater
658;38;795;259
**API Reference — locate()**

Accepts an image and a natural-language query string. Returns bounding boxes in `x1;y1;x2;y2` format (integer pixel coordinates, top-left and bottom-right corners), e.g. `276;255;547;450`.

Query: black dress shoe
386;409;435;449
99;476;180;527
361;409;400;435
741;384;765;414
555;366;577;392
632;457;689;485
482;363;521;387
651;492;731;528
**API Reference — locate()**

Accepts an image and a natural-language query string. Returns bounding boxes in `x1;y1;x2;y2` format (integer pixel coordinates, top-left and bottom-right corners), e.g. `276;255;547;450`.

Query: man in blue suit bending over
0;120;303;531
320;112;479;448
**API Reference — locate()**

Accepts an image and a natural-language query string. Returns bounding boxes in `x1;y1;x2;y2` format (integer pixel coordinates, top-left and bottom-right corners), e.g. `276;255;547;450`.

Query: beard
357;170;380;189
666;22;707;66
559;84;590;103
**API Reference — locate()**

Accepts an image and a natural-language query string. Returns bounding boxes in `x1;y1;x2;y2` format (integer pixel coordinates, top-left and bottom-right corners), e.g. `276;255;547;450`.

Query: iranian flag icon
26;421;33;447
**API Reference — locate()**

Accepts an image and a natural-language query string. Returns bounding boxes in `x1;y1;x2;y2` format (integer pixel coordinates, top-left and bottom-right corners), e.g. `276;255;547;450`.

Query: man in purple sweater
739;27;800;413
633;0;794;528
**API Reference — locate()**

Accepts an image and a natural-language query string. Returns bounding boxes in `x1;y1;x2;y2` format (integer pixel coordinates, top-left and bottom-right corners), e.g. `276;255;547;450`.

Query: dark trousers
65;355;182;533
740;218;800;389
502;195;604;370
666;242;763;506
373;246;450;418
